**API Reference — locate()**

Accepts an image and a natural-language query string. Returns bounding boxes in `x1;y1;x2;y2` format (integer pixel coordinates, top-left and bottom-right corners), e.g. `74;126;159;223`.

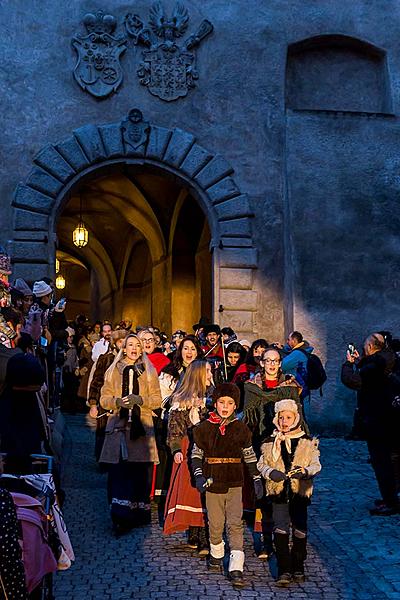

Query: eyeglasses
143;337;155;343
261;358;280;365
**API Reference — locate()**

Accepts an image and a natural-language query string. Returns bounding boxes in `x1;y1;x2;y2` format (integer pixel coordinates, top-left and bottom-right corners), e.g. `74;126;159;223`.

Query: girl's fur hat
274;399;299;415
212;382;240;408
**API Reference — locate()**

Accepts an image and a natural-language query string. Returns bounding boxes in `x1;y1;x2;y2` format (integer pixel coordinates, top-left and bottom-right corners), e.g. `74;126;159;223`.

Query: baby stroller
0;453;74;599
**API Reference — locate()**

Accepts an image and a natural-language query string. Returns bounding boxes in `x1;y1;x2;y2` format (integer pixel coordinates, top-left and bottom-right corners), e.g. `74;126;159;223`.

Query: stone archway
11;109;258;336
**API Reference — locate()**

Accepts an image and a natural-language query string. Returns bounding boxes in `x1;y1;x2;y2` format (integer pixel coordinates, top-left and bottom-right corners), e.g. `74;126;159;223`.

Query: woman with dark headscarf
99;334;162;535
232;338;269;385
226;342;247;382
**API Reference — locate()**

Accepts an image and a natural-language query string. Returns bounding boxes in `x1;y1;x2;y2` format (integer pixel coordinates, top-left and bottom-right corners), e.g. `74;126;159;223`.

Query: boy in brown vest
191;382;263;588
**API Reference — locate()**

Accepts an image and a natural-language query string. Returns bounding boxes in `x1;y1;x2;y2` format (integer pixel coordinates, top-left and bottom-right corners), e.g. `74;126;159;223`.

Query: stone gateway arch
11;109;258;337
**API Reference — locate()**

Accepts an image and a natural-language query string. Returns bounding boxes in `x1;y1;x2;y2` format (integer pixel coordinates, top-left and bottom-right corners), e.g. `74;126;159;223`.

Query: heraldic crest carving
72;10;127;99
124;2;213;101
121;108;150;154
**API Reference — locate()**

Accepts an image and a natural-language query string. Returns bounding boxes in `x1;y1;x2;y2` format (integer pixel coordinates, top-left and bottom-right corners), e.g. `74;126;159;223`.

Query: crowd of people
0;244;399;593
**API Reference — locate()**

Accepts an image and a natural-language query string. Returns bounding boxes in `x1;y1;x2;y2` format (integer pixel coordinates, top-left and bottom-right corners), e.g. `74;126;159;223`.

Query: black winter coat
341;350;398;439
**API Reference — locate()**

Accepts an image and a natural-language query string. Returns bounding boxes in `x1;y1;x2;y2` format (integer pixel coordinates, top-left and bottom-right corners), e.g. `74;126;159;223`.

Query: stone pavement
54;416;400;600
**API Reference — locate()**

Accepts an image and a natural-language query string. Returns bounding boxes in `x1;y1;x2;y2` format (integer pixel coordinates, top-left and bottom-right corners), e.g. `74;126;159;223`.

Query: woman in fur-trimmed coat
100;334;162;534
257;399;321;587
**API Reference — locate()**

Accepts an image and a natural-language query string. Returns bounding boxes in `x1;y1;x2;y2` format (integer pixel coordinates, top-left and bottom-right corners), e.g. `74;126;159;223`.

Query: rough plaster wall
287;114;400;431
2;0;400;430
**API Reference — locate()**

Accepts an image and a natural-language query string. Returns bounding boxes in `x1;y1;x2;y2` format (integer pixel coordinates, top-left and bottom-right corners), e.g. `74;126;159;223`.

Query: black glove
253;477;264;500
195;475;207;493
115;394;143;409
269;469;287;483
289;466;307;479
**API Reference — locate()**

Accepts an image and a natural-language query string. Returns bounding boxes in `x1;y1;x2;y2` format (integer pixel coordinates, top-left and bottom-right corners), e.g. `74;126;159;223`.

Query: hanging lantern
73;222;89;247
55;274;66;290
73;194;89;247
55;258;60;273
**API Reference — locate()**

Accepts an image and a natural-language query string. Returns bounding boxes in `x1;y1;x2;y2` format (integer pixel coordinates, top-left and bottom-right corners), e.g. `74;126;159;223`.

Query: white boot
209;541;225;571
228;550;245;572
210;541;225;559
228;550;245;587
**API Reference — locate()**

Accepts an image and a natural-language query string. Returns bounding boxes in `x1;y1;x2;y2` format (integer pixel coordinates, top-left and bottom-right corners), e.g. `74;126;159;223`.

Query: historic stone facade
1;0;400;432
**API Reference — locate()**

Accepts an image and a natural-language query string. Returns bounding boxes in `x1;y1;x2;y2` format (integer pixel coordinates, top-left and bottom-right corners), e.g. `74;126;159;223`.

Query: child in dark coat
191;383;263;588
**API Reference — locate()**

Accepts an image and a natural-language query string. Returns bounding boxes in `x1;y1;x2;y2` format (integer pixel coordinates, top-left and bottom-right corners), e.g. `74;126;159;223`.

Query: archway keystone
11;109;258;336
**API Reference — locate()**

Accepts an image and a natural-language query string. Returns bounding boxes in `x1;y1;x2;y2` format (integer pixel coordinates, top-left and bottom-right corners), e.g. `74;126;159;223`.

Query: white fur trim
229;550;245;572
210;541;225;559
274;399;299;415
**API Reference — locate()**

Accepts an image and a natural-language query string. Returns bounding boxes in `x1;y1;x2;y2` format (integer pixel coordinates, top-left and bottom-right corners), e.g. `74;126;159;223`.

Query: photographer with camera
341;333;400;516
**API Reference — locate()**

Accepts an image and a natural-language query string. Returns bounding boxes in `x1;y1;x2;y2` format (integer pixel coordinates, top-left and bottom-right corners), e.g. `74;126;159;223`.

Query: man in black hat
202;324;224;359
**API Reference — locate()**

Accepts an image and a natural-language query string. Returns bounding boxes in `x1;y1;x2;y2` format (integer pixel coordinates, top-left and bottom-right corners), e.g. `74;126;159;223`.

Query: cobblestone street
54;416;400;600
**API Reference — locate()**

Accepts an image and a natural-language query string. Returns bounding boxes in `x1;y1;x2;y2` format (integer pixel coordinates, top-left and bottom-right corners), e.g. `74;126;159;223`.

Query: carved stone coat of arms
125;2;213;102
72;10;127;99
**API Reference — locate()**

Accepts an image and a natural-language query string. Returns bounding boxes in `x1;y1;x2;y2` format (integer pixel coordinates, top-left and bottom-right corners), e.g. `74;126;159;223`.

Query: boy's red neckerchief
207;411;237;436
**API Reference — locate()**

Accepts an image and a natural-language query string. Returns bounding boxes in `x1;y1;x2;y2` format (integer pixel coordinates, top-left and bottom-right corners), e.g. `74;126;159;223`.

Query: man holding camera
341;333;400;516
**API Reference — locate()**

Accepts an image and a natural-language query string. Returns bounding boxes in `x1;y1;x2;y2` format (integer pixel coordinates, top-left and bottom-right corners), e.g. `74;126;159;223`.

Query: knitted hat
33;280;52;298
13;278;33;297
66;327;75;337
274;399;299;415
212;382;240;408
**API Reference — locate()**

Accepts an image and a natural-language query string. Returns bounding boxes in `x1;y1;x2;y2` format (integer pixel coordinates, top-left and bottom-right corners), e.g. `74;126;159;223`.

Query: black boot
197;526;209;556
291;535;307;582
188;526;199;548
208;556;222;572
274;532;292;586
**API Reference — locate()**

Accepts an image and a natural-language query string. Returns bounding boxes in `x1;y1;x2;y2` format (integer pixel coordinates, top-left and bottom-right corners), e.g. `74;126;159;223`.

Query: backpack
299;349;327;391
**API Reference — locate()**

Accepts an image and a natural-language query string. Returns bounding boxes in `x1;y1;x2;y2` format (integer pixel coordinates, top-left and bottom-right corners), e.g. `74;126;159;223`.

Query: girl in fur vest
257;399;321;586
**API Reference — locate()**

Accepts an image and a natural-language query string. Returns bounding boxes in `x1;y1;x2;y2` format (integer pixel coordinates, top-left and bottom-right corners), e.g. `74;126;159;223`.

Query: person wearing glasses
138;328;170;375
243;346;305;560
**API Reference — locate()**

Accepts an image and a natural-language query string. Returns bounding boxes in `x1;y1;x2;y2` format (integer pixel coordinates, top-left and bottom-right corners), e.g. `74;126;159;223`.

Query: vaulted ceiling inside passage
57;170;205;284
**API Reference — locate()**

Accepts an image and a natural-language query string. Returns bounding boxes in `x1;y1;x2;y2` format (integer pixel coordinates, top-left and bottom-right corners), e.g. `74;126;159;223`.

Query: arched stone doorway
10;109;258;337
56;167;212;332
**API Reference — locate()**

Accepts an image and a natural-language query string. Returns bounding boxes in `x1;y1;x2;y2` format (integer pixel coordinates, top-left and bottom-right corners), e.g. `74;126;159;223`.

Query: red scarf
207;411;237;436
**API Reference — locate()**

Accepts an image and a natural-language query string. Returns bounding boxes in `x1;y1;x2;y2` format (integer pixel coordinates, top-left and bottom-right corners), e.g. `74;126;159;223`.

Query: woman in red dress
163;360;213;554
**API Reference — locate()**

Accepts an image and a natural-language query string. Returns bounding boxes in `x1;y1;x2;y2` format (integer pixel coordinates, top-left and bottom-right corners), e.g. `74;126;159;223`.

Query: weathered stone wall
1;0;400;431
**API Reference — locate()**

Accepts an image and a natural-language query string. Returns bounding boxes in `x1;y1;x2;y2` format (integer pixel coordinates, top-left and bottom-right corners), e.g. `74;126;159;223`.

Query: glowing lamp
55;274;66;290
73;222;89;247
